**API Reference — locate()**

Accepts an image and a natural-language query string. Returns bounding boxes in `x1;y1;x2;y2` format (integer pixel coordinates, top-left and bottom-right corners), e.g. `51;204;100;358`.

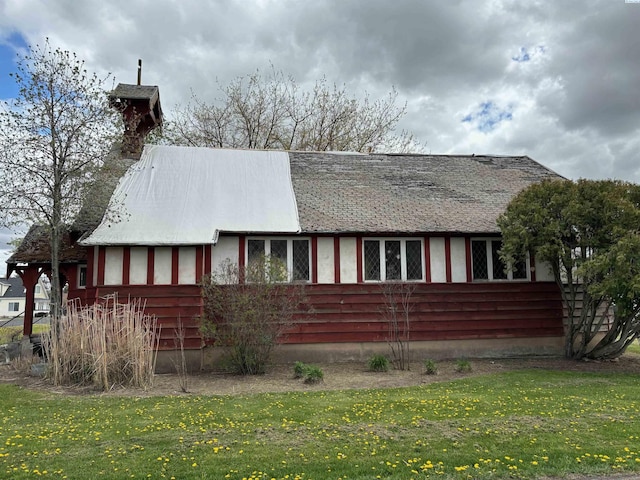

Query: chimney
109;80;163;159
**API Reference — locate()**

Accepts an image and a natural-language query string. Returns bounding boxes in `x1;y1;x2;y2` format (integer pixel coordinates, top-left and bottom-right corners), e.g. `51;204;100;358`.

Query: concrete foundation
158;337;565;373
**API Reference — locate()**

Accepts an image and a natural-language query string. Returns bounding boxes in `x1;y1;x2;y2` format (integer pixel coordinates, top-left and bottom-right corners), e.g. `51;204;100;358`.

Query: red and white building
7;84;565;370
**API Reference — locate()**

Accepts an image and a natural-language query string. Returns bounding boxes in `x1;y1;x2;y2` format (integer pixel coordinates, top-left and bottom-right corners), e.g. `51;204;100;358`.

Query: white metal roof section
82;145;300;245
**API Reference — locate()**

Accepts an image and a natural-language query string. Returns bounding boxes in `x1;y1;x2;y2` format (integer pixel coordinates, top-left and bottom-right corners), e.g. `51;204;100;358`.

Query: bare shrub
172;317;189;393
381;281;416;371
42;295;158;390
200;257;306;375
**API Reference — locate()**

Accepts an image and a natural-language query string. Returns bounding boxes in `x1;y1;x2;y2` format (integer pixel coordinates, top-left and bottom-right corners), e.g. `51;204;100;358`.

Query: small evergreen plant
455;358;472;373
368;354;390;372
424;359;438;375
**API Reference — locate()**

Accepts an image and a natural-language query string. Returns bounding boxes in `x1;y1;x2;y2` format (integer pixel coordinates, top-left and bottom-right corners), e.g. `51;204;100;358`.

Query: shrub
455;358;472;373
368;354;390;372
200;257;306;375
381;281;415;371
293;361;308;378
424;359;438;375
303;365;324;384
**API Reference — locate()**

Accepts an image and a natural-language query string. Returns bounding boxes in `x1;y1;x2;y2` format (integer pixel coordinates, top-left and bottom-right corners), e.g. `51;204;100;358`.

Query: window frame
78;265;88;289
362;237;425;282
471;238;530;282
246;237;312;282
8;302;20;312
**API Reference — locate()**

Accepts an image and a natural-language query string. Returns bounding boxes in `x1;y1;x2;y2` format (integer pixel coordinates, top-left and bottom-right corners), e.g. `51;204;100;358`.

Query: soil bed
1;354;639;397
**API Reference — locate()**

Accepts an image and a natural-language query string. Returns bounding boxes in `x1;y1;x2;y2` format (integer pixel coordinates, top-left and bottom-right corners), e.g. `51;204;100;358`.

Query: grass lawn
0;324;50;344
1;370;639;479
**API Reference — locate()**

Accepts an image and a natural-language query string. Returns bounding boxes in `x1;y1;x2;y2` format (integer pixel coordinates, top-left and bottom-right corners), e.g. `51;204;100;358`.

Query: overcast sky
1;0;640;270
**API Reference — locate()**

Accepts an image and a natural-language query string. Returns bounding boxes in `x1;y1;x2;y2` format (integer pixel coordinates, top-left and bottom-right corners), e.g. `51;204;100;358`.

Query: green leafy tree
162;68;422;153
498;179;640;359
0;40;119;320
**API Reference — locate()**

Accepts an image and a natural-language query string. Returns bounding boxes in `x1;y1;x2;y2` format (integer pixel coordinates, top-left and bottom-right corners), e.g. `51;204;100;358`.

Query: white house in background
0;277;49;319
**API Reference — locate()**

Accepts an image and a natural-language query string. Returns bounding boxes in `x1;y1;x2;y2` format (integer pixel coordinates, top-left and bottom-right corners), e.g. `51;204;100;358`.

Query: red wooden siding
285;282;563;344
94;285;203;350
89;281;563;351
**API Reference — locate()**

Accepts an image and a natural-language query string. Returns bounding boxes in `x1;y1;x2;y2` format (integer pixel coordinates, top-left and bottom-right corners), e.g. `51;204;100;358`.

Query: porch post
15;266;44;337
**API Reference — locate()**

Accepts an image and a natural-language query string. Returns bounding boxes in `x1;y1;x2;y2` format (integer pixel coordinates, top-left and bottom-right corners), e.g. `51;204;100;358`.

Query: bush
303;365;324;384
293;361;308;378
200;257;306;375
455;358;472;373
368;354;390;372
424;359;438;375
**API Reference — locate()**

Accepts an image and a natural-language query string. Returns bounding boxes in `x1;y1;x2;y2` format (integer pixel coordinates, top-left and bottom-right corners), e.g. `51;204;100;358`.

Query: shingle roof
109;84;160;102
0;277;25;298
7;149;563;265
289;152;562;234
7;225;87;264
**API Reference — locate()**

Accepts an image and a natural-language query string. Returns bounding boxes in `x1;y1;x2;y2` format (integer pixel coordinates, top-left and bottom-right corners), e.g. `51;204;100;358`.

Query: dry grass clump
42;295;158;390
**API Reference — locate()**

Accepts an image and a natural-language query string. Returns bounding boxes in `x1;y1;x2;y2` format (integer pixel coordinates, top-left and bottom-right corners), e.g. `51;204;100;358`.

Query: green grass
627;340;640;355
1;370;640;479
0;324;50;344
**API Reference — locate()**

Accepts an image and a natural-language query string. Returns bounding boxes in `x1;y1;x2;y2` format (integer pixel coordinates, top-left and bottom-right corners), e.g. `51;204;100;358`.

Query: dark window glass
270;239;287;265
513;257;528;280
79;266;87;287
472;240;488;280
292;240;310;281
247;239;265;266
385;241;402;280
491;241;507;280
405;240;423;280
364;240;381;280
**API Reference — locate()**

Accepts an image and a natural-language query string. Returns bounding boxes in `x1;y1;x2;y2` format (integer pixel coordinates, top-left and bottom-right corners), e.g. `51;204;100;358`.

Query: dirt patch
2;354;640;397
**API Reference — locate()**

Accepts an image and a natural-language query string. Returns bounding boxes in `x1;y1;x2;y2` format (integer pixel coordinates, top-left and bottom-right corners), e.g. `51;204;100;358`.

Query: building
6;84;565;370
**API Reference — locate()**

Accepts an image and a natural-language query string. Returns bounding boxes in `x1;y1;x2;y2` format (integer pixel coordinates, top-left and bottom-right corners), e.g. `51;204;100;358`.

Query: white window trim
471;238;530;282
246;237;312;282
363;237;425;282
8;302;20;312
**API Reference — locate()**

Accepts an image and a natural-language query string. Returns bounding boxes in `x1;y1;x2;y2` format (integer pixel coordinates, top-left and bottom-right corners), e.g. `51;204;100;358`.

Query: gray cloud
1;0;639;186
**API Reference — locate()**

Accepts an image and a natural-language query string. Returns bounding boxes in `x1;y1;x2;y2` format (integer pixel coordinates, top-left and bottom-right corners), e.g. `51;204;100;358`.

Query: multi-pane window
472;239;528;281
364;239;424;281
8;302;19;312
247;238;311;282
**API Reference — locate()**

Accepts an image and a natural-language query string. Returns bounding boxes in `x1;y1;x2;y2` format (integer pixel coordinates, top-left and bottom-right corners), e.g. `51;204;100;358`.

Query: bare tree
0;40;119;320
163;68;423;153
381;281;415;371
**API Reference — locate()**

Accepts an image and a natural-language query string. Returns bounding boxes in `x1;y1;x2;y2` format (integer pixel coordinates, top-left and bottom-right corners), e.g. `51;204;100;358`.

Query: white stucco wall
178;247;196;284
535;260;555;282
104;247;124;286
429;237;447;283
450;237;467;283
129;247;148;284
317;238;334;284
339;237;357;284
212;236;239;275
154;247;172;285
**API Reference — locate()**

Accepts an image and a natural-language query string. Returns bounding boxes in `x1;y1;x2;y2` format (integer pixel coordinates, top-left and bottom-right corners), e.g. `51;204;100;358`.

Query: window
34;285;41;294
471;239;528;281
8;302;19;312
364;238;424;281
247;238;311;282
78;265;87;288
